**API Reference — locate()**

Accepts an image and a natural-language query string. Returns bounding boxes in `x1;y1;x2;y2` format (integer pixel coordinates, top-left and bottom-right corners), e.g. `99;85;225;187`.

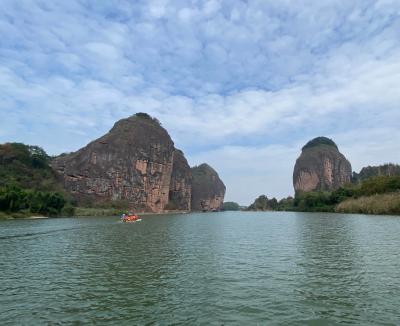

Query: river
1;212;399;325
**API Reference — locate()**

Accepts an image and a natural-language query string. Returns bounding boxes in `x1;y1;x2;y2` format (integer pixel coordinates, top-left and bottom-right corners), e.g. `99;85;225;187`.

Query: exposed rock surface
191;163;226;211
168;149;192;211
353;164;400;183
293;137;352;193
52;114;192;213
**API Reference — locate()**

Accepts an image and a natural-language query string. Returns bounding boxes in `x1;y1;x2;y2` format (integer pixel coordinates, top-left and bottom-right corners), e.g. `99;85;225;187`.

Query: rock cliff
168;149;192;211
191;163;226;211
293;137;352;193
51;113;192;213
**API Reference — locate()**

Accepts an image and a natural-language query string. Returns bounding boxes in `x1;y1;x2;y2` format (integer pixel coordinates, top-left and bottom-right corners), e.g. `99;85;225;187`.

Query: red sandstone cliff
191;163;226;211
293;137;352;193
51;114;191;213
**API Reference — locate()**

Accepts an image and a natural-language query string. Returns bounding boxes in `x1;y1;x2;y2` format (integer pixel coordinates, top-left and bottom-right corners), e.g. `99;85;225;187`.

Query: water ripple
1;212;400;324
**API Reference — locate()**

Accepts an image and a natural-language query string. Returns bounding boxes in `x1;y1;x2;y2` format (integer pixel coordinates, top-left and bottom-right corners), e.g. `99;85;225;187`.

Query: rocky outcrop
51;113;192;213
293;137;352;193
191;163;226;211
353;163;400;183
168;149;192;211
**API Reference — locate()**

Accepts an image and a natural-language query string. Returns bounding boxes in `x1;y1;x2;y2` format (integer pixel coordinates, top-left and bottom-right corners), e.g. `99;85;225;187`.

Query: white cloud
1;0;400;201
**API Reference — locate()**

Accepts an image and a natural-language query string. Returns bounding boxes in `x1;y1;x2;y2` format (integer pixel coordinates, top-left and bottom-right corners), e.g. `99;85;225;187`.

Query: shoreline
72;206;191;218
2;209;399;220
0;213;48;220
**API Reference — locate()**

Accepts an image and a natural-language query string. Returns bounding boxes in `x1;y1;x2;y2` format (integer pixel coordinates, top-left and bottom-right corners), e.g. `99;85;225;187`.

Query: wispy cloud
1;0;399;202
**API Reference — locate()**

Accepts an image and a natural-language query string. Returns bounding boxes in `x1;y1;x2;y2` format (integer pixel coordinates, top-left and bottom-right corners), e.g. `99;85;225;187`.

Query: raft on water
121;214;141;222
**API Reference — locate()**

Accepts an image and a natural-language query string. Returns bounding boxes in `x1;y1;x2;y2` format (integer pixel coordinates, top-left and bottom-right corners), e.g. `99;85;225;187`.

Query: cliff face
191;163;226;211
52;114;191;213
293;137;352;193
168;150;192;211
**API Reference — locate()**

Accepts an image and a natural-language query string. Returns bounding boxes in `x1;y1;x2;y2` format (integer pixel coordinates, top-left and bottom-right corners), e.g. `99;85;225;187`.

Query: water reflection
294;213;376;323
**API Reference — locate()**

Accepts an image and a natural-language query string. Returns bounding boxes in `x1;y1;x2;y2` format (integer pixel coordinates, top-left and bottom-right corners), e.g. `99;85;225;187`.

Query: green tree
222;202;240;211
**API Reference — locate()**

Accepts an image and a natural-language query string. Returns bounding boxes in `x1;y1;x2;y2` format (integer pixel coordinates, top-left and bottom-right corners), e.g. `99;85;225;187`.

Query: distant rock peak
191;163;226;212
294;137;351;193
51;114;225;213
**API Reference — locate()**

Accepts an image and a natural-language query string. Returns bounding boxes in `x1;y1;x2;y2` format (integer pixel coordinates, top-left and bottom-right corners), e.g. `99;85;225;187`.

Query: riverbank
0;211;48;220
335;193;400;215
244;192;400;216
0;208;191;220
74;207;190;217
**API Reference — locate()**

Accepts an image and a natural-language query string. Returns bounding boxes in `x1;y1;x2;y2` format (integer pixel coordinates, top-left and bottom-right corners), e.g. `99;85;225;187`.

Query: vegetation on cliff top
132;112;161;125
302;137;338;151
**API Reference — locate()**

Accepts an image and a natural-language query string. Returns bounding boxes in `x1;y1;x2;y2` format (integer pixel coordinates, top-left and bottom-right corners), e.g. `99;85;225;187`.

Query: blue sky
1;0;400;204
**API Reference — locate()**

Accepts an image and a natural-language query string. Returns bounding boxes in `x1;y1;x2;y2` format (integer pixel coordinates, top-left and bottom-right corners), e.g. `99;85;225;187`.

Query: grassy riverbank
246;176;400;216
335;193;400;215
289;176;400;215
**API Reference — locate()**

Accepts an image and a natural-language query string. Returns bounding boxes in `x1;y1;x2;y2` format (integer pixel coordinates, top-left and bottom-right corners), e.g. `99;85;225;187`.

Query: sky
1;0;400;205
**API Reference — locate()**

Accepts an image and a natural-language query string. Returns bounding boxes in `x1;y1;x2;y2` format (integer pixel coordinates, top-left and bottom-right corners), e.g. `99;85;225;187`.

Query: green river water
1;211;399;325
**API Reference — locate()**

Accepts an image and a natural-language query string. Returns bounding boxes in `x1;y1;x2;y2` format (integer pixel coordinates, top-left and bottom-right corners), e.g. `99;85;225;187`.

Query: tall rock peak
293;137;352;193
191;163;226;212
51;113;192;213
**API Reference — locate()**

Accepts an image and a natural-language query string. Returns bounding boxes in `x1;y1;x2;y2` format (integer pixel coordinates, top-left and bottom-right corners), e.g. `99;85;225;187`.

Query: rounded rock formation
191;163;226;212
51;113;191;213
293;137;352;193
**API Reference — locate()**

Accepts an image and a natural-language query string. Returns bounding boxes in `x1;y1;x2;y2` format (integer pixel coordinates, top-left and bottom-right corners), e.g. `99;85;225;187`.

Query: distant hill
353;164;400;183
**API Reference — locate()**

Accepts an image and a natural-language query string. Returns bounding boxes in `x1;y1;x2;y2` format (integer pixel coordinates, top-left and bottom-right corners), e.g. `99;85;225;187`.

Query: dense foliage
293;175;400;212
0;143;61;191
276;197;295;211
247;195;278;211
0;143;71;217
247;175;400;215
0;186;66;215
302;137;338;151
222;202;240;211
